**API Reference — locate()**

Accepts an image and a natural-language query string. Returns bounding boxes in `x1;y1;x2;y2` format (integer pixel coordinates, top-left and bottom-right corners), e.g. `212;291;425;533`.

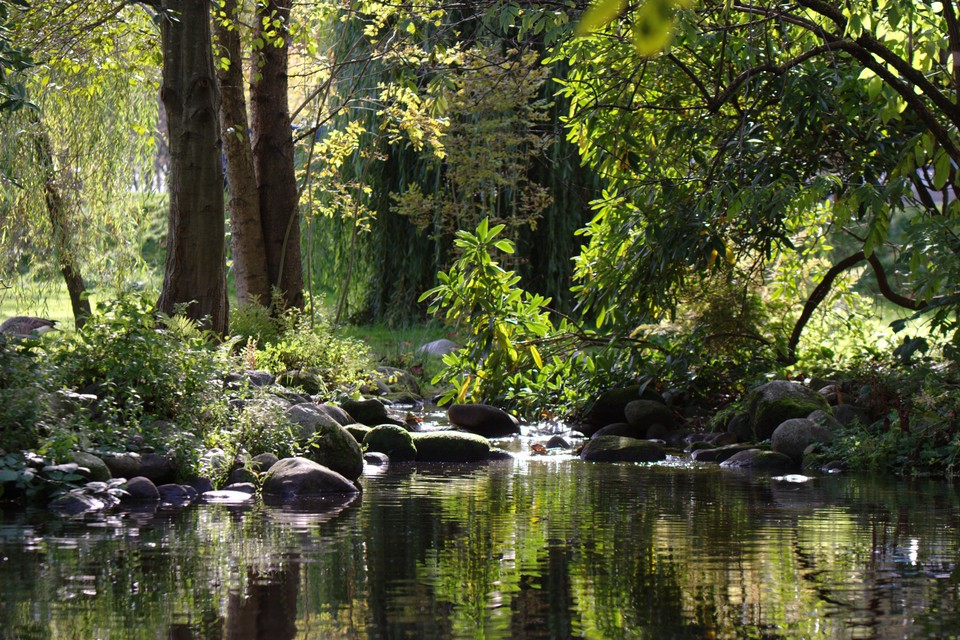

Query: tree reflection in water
1;461;959;638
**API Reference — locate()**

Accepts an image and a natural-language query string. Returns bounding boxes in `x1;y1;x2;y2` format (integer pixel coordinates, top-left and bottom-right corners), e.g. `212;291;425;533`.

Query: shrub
0;334;47;451
42;295;231;469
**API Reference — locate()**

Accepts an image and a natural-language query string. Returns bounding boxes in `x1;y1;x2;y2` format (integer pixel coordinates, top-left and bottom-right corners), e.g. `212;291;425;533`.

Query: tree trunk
157;0;229;334
250;0;304;310
214;0;272;307
29;109;91;329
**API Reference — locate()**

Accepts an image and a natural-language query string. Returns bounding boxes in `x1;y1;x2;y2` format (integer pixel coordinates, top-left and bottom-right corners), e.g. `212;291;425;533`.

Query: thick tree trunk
157;0;229;334
214;0;272;307
29;110;91;329
250;0;304;310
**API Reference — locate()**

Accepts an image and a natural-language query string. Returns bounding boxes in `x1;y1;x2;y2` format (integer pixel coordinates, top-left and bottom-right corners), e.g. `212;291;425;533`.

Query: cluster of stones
577;379;861;473
37;361;530;515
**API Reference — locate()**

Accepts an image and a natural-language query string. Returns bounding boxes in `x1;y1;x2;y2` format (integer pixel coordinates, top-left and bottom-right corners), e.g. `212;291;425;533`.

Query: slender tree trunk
214;0;272;307
250;0;304;310
28;109;91;329
157;0;229;334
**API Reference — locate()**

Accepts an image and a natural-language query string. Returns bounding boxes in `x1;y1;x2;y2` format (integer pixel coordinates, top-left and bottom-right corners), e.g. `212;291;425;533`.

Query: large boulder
286;403;342;439
314;404;355;427
745;380;830;441
363;425;418;462
719;449;797;472
580;436;666;463
624;400;674;434
340;398;389;426
448;404;521;438
72;452;111;482
278;368;323;395
102;452;141;480
139;453;176;485
285;403;363;481
416;339;460;357
413;431;490;462
261;457;358;500
582;385;664;435
771;418;834;463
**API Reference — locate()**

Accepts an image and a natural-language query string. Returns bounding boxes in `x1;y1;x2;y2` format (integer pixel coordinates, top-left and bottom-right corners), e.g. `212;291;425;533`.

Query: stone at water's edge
447;403;521;438
314;404;355;427
71;452;111;482
771;418;834;464
690;443;753;463
345;423;372;443
719;449;797;472
746;380;831;441
363;425;418;462
122;476;160;502
285;403;364;481
580;436;667;463
340;398;389;426
582;385;665;436
412;431;490;463
262;457;358;500
591;422;647;440
624;399;674;434
102;452;141;480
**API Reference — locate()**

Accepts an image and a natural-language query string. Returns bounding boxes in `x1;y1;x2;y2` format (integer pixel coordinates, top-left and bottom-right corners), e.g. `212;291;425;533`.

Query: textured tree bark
157;0;228;334
29;109;91;329
250;0;304;310
214;0;272;306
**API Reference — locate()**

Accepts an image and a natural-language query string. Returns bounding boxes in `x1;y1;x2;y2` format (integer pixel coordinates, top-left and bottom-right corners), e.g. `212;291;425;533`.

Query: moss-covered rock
72;452;111;482
771;418;834;463
363;425;417;462
340;398;389;426
745;380;830;441
413;431;490;462
286;403;363;480
344;423;372;443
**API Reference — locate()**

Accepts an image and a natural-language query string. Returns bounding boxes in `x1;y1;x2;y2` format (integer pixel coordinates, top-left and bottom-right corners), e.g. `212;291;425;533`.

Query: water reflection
1;462;959;638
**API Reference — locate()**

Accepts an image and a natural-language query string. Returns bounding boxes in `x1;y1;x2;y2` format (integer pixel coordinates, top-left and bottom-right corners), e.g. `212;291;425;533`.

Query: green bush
0;335;47;451
42;295;231;469
254;308;371;393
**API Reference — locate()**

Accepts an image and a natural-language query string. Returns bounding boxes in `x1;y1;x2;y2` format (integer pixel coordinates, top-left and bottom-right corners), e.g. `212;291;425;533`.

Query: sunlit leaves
576;0;694;56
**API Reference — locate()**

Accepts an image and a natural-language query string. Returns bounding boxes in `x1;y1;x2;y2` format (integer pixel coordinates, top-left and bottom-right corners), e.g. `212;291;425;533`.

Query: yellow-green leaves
577;0;694;56
576;0;626;36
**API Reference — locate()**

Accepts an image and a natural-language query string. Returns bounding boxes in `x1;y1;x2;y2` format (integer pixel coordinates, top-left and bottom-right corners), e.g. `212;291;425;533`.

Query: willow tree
1;1;159;327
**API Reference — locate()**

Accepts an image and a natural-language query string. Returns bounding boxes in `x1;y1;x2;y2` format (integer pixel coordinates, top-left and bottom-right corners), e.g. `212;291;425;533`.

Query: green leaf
933;149;952;190
577;0;627;36
632;0;676;55
493;239;515;254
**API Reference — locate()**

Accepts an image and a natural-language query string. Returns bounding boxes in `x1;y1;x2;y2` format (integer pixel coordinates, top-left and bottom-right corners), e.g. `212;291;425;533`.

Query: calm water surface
2;449;960;639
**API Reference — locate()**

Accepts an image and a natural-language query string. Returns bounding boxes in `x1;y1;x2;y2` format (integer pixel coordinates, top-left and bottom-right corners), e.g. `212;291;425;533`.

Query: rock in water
262;457;358;500
447;403;520;438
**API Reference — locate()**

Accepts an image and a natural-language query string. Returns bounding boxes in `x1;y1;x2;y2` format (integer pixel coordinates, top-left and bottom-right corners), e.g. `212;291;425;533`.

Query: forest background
1;0;960;476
